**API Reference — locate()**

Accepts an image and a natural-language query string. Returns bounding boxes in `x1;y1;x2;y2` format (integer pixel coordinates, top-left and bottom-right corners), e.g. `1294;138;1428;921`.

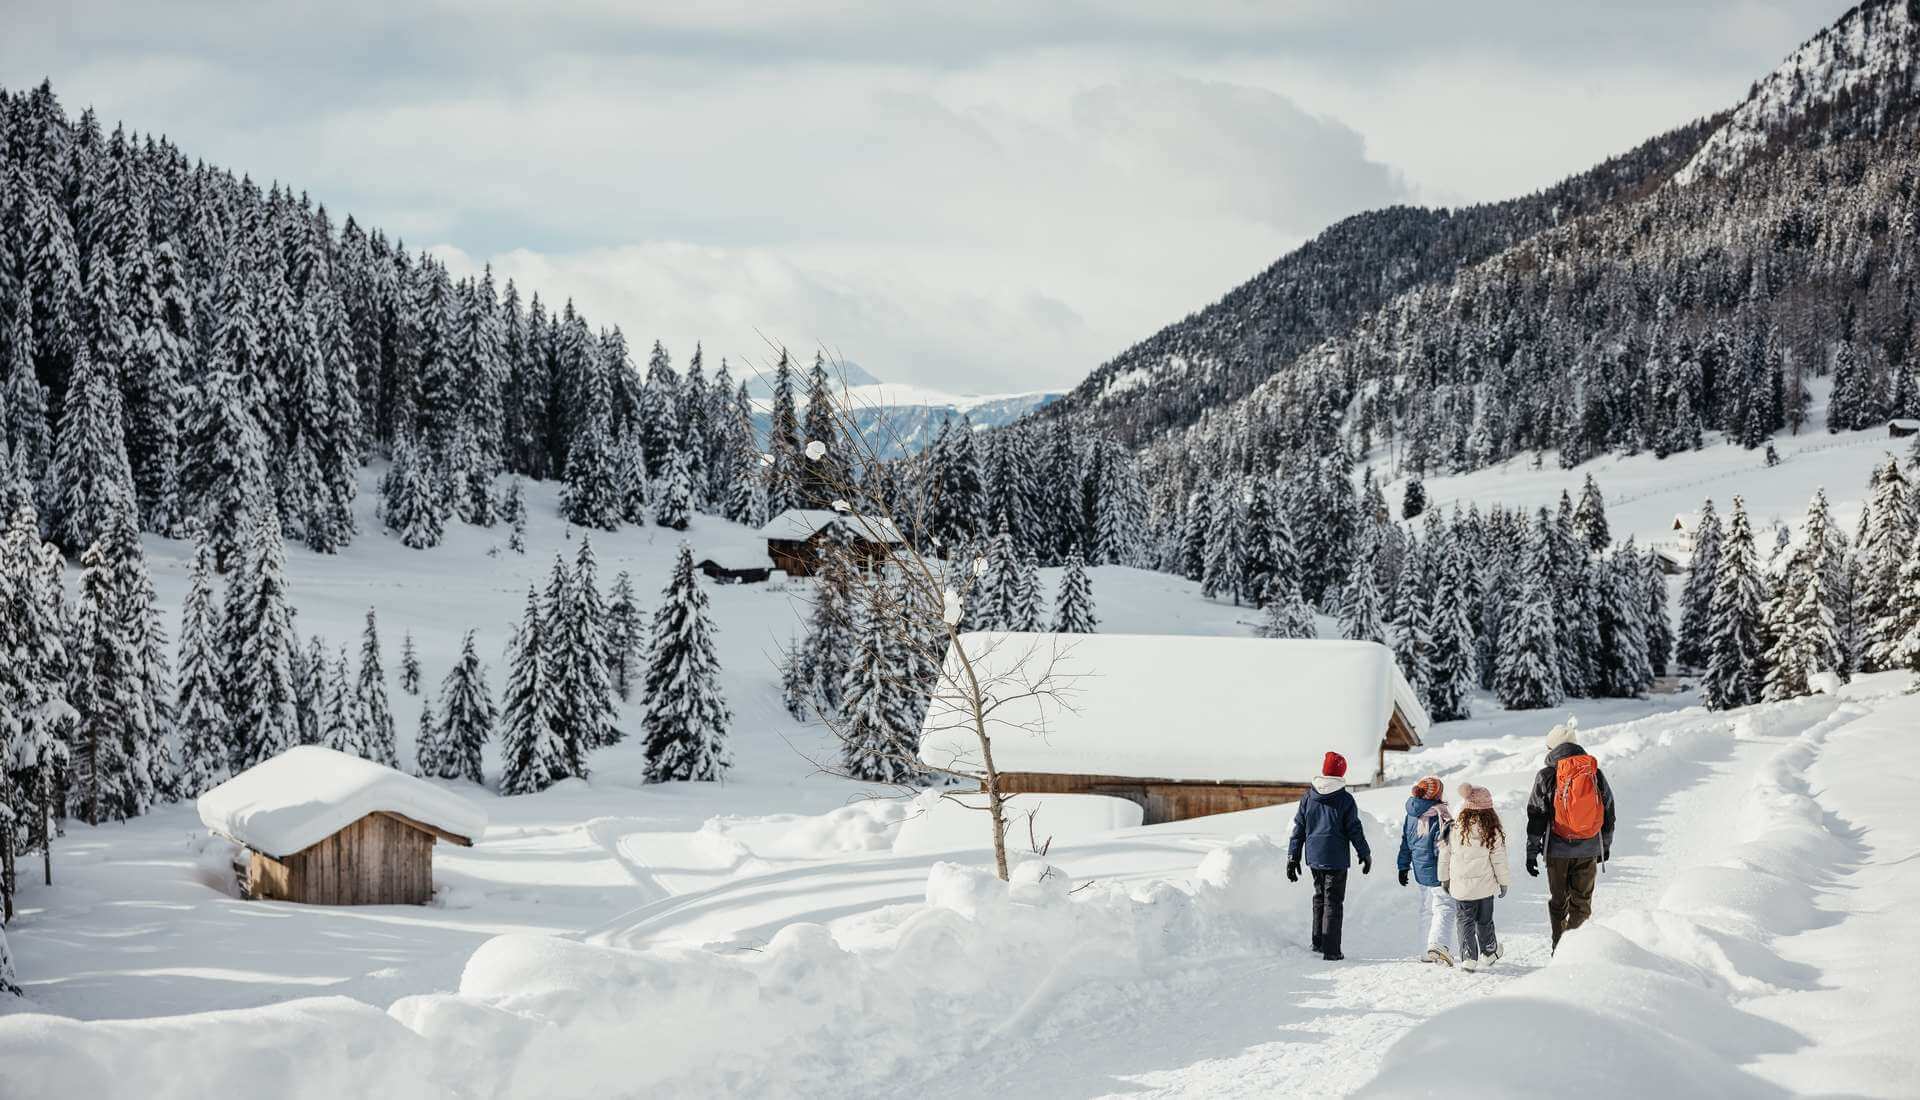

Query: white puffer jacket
1437;818;1511;902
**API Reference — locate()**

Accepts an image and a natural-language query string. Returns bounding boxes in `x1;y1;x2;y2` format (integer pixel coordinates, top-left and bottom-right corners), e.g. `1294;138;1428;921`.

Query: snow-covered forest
5;0;1920;1096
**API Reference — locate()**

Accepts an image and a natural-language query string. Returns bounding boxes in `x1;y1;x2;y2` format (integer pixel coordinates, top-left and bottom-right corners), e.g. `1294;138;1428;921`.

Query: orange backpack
1551;754;1605;842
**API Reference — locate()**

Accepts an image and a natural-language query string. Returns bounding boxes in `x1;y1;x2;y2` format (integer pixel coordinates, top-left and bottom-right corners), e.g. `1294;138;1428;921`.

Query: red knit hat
1322;751;1348;778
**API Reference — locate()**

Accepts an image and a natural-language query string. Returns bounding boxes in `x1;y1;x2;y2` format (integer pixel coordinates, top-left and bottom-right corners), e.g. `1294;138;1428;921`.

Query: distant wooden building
918;634;1429;826
198;746;486;907
1890;418;1920;439
697;541;776;584
759;509;906;577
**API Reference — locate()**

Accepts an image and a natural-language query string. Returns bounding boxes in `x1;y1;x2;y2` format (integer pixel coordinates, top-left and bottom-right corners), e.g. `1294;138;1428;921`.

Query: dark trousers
1310;868;1348;957
1454;896;1497;961
1547;856;1598;948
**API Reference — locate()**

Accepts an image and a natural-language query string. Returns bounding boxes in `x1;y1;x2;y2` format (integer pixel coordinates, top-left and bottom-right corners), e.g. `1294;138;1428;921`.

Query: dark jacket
1526;742;1617;861
1397;796;1448;887
1289;780;1372;870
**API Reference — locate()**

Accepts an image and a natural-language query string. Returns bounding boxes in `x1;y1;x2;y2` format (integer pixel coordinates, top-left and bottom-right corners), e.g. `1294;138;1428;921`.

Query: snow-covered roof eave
197;746;488;859
756;509;905;545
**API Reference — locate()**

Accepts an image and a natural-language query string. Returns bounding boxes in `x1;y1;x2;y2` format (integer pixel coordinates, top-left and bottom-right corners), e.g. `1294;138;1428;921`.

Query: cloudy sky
4;1;1849;392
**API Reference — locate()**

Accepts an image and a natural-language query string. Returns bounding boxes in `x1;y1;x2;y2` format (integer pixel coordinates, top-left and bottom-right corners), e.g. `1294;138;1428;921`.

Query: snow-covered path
905;694;1828;1098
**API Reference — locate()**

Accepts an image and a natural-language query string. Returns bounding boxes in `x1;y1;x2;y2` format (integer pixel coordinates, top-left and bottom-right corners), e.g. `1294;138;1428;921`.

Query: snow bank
892;790;1143;855
0;997;448;1100
385;833;1346;1099
198;746;488;857
919;633;1426;784
1359;694;1877;1099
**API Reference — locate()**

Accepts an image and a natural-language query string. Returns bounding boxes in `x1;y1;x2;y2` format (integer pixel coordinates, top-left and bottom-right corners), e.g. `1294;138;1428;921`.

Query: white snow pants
1420;884;1458;953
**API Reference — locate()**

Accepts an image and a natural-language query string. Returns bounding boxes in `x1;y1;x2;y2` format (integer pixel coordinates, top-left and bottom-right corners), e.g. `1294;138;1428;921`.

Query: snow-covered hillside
752;381;1061;458
3;430;1917;1097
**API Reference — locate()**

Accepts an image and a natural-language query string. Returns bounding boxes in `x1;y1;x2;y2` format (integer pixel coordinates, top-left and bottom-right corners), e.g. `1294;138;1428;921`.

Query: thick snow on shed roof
198;746;487;858
757;509;904;544
918;633;1427;784
696;538;774;570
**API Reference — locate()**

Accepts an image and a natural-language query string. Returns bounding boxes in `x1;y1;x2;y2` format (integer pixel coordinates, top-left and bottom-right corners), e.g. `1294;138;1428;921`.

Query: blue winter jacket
1397;796;1448;887
1288;781;1372;871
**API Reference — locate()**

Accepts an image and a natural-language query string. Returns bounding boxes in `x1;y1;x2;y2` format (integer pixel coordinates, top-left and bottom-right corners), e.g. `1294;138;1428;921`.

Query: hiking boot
1483;946;1501;968
1425;946;1454;967
1460;956;1480;972
1323;951;1345;962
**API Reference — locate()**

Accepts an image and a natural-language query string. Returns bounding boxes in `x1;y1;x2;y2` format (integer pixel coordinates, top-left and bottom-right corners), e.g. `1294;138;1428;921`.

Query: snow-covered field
3;428;1918;1097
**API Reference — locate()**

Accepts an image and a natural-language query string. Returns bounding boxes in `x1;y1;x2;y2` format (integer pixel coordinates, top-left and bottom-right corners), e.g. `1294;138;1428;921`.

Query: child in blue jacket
1397;775;1458;966
1287;751;1372;961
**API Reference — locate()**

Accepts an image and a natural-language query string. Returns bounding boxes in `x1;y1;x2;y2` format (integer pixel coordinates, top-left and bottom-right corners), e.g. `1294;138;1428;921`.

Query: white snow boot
1460;956;1480;972
1425;946;1454;967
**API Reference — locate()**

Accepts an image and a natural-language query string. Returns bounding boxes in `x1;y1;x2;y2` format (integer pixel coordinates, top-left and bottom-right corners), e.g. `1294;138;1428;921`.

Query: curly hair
1457;807;1505;850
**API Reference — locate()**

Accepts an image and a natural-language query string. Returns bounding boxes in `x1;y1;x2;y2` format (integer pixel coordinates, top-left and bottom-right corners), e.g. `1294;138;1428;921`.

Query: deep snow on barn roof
756;509;905;544
918;633;1427;784
198;746;488;858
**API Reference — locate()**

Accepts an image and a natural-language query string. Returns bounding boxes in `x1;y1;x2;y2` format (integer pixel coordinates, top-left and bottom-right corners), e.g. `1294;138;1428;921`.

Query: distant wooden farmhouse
759;509;906;577
198;747;486;906
1891;418;1920;439
917;634;1428;825
696;539;775;584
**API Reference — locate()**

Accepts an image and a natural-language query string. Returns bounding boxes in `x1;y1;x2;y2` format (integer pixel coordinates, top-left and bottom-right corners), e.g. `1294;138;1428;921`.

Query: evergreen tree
1053;546;1099;633
1705;496;1768;711
69;536;142;823
838;586;923;784
383;436;444;549
1390;550;1433;706
1497;535;1563;710
606;570;645;701
1573;473;1611;551
642;544;731;782
1239;477;1282;607
498;586;573;795
973;519;1020;631
321;647;356;755
221;512;300;771
173;535;229;796
1201;483;1244;604
400;631;421;695
181;339;269;571
1860;458;1917;669
292;634;325;746
1011;548;1044;631
48;345;136;554
1426;540;1479;721
653;445;692;530
423;630;493;784
766;349;801;517
1676;499;1723;670
560;411;620;531
1340;532;1387;644
1643;550;1674;679
354;608;399;768
547;540;619;753
1598;543;1653;697
1257;580;1317;640
1402;476;1426;520
1885;529;1920;679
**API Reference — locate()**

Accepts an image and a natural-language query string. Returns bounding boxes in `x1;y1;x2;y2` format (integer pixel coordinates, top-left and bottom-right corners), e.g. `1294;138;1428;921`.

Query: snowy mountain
751;378;1060;458
1675;0;1920;185
1032;0;1920;492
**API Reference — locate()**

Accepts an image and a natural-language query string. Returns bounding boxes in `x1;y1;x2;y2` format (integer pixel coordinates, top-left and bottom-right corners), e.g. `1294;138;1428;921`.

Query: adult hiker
1288;750;1372;961
1397;775;1457;965
1525;717;1617;950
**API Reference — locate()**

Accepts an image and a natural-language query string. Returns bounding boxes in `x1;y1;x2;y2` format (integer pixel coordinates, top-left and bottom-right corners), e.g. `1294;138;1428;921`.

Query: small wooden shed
917;633;1429;826
198;746;486;906
759;509;905;577
1890;418;1920;439
697;540;776;584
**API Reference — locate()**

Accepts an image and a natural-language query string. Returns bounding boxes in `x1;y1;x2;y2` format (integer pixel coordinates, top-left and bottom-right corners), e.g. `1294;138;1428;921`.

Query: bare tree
756;347;1080;881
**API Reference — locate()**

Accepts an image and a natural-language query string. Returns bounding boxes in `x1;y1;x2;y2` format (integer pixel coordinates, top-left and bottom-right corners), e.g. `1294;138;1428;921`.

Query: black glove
1602;842;1611;864
1286;858;1300;883
1360;856;1372;876
1526;852;1540;878
1499;885;1508;899
1397;868;1409;887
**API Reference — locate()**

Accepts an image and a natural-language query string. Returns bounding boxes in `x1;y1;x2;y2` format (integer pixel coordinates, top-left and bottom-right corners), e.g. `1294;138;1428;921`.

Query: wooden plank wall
997;771;1311;826
247;813;437;905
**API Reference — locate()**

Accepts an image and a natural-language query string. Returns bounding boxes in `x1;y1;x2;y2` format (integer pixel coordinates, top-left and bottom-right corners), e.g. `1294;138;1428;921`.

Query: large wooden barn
759;509;905;577
198;746;486;906
917;634;1428;825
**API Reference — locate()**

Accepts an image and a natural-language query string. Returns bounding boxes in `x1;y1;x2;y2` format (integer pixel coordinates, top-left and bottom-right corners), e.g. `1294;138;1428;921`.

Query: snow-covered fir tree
69;534;142;823
172;535;228;796
1340;531;1387;644
1497;532;1563;710
1573;473;1611;552
353;609;399;768
653;445;692;531
400;631;421;695
421;630;493;784
1426;539;1479;721
382;436;444;550
642;544;731;782
1705;496;1768;711
837;586;923;784
1859;458;1916;670
546;541;619;753
1053;545;1099;634
1676;498;1723;670
498;586;573;795
1597;542;1653;698
606;570;644;702
1643;549;1674;678
1390;547;1433;706
220;512;300;771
